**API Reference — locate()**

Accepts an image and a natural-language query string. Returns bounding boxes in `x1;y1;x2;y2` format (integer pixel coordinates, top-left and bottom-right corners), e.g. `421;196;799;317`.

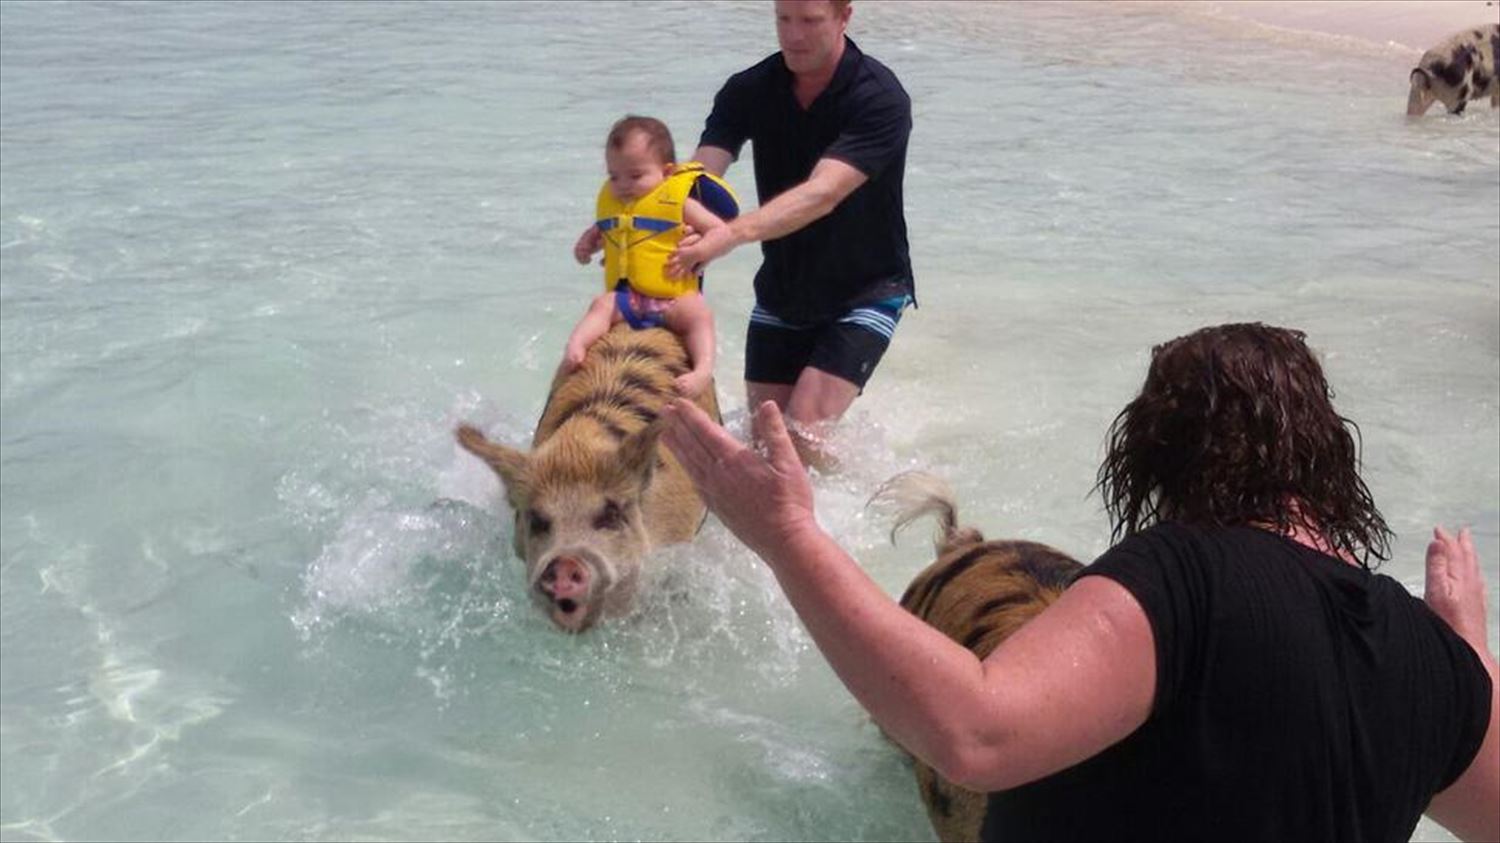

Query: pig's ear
616;419;664;491
1410;68;1431;90
456;424;529;493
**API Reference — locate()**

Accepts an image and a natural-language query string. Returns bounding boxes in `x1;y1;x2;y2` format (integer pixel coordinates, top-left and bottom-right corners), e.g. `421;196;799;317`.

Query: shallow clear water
1;2;1496;841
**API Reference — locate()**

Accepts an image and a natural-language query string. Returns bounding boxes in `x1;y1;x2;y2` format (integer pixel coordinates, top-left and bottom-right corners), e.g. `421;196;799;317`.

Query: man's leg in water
744;315;806;451
746;369;859;471
746;381;795;413
781;367;860;470
743;302;899;469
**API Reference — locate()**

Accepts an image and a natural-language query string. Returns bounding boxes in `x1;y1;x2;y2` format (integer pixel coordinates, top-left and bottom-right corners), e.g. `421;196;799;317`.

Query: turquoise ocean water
2;2;1497;840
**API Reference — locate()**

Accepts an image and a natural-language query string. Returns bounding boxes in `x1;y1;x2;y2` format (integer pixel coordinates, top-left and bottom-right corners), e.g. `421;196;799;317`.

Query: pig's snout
539;556;591;612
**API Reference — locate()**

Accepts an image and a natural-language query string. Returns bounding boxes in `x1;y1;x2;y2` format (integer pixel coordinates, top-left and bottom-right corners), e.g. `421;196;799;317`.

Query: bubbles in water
290;495;517;643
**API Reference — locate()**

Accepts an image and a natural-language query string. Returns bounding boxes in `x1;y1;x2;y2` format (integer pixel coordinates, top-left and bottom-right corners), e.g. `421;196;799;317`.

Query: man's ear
457;425;530;500
1410;68;1431;90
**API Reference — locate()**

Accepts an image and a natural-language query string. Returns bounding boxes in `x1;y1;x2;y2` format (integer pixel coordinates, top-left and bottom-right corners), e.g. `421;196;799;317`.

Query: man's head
774;0;852;77
1096;323;1391;566
604;115;676;202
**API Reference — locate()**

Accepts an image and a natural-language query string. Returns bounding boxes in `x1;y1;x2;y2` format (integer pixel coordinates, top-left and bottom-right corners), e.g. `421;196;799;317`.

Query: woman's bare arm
661;398;1156;790
1423;527;1499;843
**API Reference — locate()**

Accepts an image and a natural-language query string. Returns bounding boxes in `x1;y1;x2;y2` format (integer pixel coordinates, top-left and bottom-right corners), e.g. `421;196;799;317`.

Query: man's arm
730;157;867;243
667;157;867;277
690;145;735;178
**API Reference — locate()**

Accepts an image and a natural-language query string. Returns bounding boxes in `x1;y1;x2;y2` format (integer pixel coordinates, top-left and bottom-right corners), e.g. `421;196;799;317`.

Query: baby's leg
665;292;716;397
562;292;619;373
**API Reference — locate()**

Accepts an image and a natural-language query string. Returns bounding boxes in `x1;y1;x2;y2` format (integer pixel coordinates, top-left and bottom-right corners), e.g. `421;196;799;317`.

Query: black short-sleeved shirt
699;37;913;323
983;523;1493;843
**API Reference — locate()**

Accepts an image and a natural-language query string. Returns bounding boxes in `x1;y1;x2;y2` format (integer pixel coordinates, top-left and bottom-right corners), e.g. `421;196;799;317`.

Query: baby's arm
671;198;728;279
574;225;602;265
681;197;725;236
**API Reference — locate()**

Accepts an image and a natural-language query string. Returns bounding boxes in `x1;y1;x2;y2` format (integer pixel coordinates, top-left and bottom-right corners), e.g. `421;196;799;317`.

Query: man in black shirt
668;0;914;462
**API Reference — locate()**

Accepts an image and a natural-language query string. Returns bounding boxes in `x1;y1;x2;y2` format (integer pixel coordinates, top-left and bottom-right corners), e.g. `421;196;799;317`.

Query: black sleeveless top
983;523;1491;842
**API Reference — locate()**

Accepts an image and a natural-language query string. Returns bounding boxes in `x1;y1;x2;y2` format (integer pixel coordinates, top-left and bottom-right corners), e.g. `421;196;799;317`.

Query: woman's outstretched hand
661;398;819;562
1425;526;1491;657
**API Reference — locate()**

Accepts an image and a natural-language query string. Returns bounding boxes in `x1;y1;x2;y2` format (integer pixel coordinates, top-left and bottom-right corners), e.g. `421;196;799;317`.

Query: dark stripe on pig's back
899;541;1081;661
536;328;687;443
901;541;1078;617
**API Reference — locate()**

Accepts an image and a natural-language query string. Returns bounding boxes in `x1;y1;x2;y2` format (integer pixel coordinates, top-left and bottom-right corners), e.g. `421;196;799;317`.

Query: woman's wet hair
606;115;676;165
1096;323;1392;567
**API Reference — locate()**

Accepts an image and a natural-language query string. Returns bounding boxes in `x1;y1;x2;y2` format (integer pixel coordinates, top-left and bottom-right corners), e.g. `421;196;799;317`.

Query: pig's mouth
548;594;606;633
532;547;616;633
551;597;590;632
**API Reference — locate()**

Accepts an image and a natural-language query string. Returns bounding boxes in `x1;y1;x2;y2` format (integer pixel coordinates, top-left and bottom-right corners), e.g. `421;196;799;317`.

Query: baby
566;115;738;397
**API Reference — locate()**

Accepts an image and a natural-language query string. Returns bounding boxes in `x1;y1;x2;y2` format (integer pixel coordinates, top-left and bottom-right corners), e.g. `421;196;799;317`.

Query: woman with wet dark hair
662;322;1497;842
1098;323;1391;566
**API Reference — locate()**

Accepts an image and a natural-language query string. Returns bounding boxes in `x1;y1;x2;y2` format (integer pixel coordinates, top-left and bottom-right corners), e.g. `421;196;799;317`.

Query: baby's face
605;133;671;202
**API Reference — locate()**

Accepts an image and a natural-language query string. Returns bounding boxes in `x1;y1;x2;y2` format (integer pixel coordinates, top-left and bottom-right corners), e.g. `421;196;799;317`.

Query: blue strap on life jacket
614;281;667;330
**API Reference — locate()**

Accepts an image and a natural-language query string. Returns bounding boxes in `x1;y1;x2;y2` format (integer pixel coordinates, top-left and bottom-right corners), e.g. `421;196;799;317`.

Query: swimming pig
457;325;718;632
874;471;1083;843
1408;23;1499;116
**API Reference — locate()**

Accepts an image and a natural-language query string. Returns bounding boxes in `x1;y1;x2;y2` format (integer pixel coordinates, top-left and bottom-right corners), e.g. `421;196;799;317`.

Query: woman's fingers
752;400;803;476
662;401;719;481
680;399;744;459
1428;526;1455;588
1428;526;1482;584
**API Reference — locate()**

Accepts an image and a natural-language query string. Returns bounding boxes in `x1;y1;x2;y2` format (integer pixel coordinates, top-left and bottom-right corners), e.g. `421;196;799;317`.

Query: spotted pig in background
1408;23;1499;116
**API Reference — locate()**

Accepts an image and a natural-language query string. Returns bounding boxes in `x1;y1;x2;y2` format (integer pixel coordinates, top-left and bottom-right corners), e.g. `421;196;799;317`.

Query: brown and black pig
457;325;720;632
874;471;1082;843
1408;23;1499;116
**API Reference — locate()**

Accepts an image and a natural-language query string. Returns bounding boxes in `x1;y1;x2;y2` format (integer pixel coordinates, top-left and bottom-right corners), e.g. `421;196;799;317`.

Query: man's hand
573;225;602;265
665;224;702;280
668;224;739;279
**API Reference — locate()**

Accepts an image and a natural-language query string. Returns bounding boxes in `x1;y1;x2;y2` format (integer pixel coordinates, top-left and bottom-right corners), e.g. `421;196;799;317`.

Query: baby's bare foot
562;345;587;373
675;368;712;398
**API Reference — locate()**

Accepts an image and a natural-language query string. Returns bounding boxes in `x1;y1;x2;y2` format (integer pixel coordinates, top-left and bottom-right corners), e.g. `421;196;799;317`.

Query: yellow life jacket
595;163;739;299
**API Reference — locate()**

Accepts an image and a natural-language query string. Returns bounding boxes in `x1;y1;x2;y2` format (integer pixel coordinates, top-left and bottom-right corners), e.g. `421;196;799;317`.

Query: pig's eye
593;501;625;531
527;510;551;535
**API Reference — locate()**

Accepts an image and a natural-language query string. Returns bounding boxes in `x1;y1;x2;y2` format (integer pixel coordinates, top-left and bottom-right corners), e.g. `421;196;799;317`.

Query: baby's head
605;115;676;202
